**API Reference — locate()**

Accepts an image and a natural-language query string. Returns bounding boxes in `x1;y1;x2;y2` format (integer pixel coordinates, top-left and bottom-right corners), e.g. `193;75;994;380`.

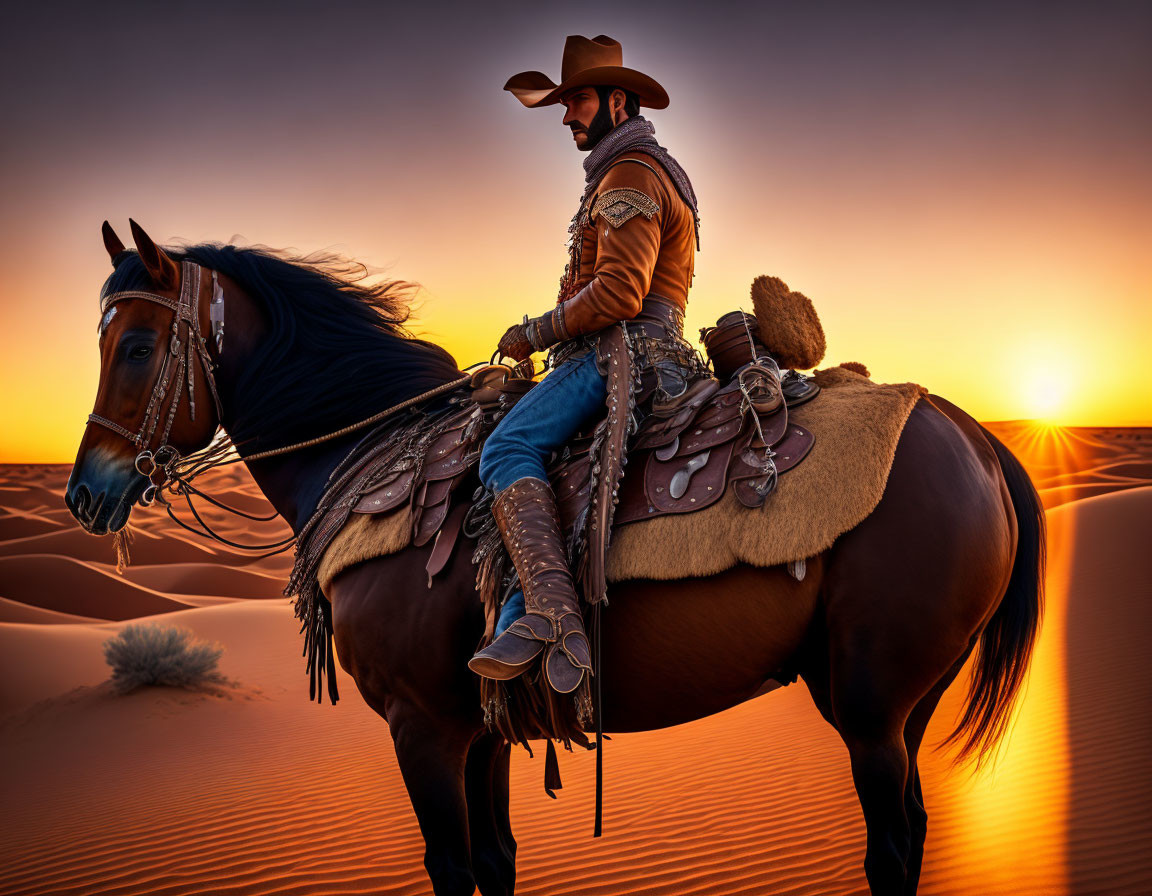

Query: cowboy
468;35;701;698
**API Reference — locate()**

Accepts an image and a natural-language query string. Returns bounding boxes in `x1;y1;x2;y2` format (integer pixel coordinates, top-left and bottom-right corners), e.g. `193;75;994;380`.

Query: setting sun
1022;363;1073;421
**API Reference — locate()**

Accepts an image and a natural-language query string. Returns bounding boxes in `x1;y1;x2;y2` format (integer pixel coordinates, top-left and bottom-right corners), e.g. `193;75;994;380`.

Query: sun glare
1019;352;1075;423
1027;378;1067;418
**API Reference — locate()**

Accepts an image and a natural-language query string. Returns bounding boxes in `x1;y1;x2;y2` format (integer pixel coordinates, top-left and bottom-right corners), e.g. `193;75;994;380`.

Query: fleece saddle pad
316;364;924;592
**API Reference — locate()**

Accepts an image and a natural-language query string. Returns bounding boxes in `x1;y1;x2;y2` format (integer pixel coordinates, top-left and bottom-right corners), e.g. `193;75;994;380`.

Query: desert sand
1;421;1149;895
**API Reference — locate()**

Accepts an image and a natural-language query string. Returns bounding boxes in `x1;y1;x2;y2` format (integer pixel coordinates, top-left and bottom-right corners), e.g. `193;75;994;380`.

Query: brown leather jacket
532;150;696;348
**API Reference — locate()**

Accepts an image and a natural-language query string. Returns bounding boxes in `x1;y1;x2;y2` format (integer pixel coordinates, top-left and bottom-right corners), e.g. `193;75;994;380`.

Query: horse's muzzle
65;448;146;535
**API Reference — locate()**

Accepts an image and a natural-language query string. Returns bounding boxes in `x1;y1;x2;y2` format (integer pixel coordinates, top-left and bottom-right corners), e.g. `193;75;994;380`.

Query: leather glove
498;322;534;362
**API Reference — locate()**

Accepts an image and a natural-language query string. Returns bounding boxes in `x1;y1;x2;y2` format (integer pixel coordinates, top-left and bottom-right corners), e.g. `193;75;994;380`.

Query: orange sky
1;3;1149;462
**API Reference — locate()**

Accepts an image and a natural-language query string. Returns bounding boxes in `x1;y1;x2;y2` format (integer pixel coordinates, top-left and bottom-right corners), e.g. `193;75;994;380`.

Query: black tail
943;424;1046;765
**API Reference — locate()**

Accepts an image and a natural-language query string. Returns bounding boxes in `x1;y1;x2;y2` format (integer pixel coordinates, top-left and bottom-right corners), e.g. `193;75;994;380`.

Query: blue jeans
478;348;607;634
478;348;607;492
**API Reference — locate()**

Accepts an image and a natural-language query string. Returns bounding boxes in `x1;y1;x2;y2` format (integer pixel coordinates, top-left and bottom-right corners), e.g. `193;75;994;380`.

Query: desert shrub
103;623;225;694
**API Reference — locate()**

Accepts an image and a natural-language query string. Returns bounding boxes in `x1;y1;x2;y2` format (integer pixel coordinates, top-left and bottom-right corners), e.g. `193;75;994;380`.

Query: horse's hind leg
839;708;912;893
903;767;927;896
900;696;939;896
465;732;517;896
803;633;913;892
900;650;970;895
831;592;978;894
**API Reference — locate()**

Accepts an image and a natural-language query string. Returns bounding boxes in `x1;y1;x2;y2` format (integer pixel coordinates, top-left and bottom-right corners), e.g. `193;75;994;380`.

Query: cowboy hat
504;35;669;110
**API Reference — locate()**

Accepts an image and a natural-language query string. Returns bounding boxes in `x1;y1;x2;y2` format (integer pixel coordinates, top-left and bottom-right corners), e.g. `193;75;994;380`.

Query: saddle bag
699;310;772;380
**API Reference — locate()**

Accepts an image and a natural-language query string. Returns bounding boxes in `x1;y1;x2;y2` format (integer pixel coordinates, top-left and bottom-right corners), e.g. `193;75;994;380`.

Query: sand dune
0;555;193;620
119;562;287;599
1059;488;1152;895
0;596;98;625
0;427;1149;895
0;620;115;714
0;512;66;541
1039;479;1152;507
0;525;228;566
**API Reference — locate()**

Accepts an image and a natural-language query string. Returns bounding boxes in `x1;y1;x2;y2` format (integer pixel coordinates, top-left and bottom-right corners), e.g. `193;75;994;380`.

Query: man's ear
611;88;628;124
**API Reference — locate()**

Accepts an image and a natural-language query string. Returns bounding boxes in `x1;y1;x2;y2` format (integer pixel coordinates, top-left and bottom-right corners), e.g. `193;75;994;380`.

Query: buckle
134;450;155;476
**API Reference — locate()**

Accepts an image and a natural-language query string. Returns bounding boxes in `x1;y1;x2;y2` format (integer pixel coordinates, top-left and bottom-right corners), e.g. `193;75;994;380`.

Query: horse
66;220;1045;896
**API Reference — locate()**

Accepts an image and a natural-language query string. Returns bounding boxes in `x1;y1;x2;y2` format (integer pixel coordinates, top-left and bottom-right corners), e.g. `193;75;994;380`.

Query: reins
146;373;470;557
87;258;471;555
227;373;471;464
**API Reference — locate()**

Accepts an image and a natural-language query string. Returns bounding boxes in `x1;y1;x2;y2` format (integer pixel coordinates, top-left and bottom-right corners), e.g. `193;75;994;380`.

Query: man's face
561;88;601;151
559;87;622;152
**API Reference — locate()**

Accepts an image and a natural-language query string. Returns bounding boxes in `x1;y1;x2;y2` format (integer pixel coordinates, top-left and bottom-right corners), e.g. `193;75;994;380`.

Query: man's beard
577;99;616;151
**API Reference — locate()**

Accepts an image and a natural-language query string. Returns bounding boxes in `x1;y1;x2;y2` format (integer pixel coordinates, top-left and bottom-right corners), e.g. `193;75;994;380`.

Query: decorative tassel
544;740;563;798
112;526;133;574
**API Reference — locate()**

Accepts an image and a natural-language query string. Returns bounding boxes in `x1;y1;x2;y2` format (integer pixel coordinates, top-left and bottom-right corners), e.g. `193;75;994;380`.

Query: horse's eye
129;344;153;361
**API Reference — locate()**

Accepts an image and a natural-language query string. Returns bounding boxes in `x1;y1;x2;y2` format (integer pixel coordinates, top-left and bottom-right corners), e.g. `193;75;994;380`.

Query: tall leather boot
467;476;593;694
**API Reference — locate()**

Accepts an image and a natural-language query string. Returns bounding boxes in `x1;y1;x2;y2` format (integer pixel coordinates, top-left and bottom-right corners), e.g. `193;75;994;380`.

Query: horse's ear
101;221;126;264
129;219;179;290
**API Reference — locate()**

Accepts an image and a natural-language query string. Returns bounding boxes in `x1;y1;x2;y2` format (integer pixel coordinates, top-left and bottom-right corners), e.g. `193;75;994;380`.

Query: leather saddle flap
645;440;735;515
729;422;815;482
421;414;476;481
415;475;456;513
646;381;792;463
631;381;721;451
414;495;453;547
632;381;743;452
352;468;416;515
729;422;815;508
413;469;470;547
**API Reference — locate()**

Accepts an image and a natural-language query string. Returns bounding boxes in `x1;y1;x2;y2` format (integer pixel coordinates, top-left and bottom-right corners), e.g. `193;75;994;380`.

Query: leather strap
585;324;635;606
425;501;470;584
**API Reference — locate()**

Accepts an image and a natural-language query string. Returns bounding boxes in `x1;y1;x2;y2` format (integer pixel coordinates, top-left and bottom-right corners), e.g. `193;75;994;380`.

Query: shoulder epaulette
591;187;660;229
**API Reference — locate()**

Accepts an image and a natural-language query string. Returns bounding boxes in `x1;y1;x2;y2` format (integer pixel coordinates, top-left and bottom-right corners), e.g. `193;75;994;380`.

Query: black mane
102;244;463;453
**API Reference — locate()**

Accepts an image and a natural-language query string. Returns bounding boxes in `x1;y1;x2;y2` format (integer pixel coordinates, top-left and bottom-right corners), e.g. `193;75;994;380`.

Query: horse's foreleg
389;705;476;896
465;732;517;896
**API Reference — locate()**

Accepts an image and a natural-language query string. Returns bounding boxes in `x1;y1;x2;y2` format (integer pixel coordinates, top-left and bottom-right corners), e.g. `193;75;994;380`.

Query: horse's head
66;220;224;534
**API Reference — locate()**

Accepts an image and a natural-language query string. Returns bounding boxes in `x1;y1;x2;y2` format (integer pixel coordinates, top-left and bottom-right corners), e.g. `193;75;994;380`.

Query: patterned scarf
581;115;700;247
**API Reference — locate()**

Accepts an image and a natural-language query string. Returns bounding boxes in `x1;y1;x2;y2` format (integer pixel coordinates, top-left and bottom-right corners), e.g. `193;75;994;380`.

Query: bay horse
66;221;1044;896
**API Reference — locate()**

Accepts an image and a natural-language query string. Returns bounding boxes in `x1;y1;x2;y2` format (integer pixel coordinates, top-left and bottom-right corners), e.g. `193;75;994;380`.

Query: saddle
346;342;817;578
552;370;815;535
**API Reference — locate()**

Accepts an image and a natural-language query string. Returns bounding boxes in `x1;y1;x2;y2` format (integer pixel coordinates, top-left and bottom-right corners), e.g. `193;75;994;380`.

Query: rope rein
219;374;471;464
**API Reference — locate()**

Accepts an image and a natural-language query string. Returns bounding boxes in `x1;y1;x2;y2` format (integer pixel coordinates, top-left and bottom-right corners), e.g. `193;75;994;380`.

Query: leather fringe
295;584;340;704
478;666;590;750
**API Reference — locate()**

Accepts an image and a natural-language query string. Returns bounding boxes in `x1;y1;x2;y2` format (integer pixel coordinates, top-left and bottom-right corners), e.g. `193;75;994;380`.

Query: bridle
82;256;471;554
84;257;300;554
88;258;225;502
